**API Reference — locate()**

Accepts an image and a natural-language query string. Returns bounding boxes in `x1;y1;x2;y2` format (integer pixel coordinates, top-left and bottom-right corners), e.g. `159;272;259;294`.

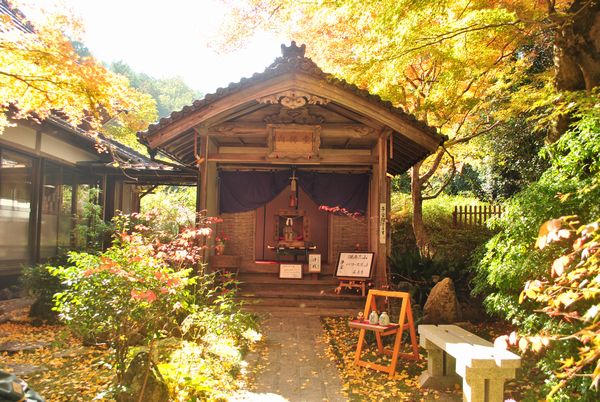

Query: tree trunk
550;0;600;140
411;162;429;253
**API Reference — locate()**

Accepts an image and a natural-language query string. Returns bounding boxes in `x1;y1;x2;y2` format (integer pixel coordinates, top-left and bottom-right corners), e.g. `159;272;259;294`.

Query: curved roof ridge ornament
281;41;306;59
256;90;330;109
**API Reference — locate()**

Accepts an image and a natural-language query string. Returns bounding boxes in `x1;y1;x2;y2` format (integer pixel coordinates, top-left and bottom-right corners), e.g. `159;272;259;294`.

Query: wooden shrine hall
139;42;443;289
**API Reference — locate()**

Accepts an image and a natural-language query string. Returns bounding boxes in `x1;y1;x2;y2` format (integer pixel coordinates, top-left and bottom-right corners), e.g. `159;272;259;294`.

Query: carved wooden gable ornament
260;90;327;160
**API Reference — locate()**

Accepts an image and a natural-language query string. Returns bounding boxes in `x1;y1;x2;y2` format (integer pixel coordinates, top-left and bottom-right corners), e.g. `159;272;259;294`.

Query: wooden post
29;157;42;264
194;131;209;221
199;134;208;212
375;132;389;289
195;167;202;226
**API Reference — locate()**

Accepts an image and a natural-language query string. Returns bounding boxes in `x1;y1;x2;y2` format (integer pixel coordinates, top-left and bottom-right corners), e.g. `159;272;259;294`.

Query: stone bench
418;324;521;402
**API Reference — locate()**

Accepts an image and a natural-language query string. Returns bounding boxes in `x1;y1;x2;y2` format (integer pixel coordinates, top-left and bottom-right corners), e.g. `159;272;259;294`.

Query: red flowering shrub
50;216;200;391
50;212;260;399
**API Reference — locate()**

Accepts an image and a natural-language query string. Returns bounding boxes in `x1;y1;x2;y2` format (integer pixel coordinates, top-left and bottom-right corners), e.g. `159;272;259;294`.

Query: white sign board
279;263;303;279
379;202;386;244
308;254;321;273
335;252;375;279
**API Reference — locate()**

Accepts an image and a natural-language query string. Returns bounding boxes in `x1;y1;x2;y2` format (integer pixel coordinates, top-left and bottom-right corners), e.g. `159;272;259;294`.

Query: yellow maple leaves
0;6;154;140
0;322;113;401
321;316;451;401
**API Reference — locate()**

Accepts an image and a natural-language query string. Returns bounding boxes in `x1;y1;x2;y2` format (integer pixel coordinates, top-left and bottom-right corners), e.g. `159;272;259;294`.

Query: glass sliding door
0;149;33;262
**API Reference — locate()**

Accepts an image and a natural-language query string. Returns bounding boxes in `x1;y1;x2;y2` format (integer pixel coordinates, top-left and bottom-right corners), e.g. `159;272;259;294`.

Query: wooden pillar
374;131;389;289
199;135;208;211
195;167;202;225
195;132;208;225
29;157;42;264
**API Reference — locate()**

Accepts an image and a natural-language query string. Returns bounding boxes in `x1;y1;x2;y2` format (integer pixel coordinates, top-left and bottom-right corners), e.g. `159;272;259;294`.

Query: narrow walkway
234;310;348;402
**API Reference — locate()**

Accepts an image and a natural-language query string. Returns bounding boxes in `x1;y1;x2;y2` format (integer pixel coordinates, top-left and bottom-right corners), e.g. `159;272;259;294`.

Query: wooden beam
209;147;374;163
206;122;377;138
195;167;202;222
207;152;377;165
202;101;270;128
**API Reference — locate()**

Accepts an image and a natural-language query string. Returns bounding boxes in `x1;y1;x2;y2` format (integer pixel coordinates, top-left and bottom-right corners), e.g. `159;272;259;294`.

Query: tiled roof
141;42;440;141
45;116;183;172
0;0;34;33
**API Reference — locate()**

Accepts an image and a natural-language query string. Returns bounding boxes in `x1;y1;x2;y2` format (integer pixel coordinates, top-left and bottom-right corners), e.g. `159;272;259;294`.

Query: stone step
241;296;364;310
237;273;340;286
238;283;342;294
243;304;357;316
235;272;365;310
239;287;363;300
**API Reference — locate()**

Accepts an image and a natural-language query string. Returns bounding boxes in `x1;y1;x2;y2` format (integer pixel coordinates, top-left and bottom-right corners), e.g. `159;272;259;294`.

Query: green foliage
73;187;112;251
21;255;68;322
110;61;202;119
389;193;493;299
160;277;260;400
473;92;600;398
139;185;197;236
475;117;549;201
442;163;484;199
493;217;600;401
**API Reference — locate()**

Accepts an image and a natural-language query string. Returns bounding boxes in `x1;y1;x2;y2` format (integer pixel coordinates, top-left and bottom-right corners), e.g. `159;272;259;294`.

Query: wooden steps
235;273;365;311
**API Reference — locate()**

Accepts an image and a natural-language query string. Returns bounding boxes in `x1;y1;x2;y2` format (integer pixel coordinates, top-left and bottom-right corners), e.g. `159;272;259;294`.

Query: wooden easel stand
350;290;419;378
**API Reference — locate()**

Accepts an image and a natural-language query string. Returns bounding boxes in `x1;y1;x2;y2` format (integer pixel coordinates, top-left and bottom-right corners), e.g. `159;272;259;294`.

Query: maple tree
0;1;154;139
217;0;600;251
474;94;600;398
493;216;600;397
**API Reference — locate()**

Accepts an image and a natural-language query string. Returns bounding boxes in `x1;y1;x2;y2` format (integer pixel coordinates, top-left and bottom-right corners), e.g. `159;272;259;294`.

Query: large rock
117;352;169;402
422;277;461;324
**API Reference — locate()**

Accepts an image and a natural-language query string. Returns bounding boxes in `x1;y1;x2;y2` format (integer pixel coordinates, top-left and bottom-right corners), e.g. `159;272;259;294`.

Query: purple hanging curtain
297;171;370;215
219;170;290;213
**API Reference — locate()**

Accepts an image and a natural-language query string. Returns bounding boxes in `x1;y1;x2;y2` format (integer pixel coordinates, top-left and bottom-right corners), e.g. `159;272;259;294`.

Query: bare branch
419;147;445;183
423;146;456;200
379;20;523;61
446;121;501;146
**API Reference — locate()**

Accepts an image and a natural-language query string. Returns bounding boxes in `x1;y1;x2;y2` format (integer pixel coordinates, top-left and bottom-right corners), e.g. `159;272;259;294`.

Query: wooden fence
452;205;503;226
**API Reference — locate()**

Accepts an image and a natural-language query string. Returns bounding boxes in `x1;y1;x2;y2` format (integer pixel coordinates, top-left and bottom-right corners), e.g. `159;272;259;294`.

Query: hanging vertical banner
379;202;386;244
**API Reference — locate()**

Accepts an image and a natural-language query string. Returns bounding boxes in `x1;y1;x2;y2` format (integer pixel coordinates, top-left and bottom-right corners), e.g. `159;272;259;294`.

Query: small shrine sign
308;254;321;273
267;124;321;160
279;263;303;279
335;252;374;279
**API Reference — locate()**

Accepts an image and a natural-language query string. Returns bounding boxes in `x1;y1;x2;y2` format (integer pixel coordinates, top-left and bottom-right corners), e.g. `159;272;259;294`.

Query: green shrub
21;256;68;322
